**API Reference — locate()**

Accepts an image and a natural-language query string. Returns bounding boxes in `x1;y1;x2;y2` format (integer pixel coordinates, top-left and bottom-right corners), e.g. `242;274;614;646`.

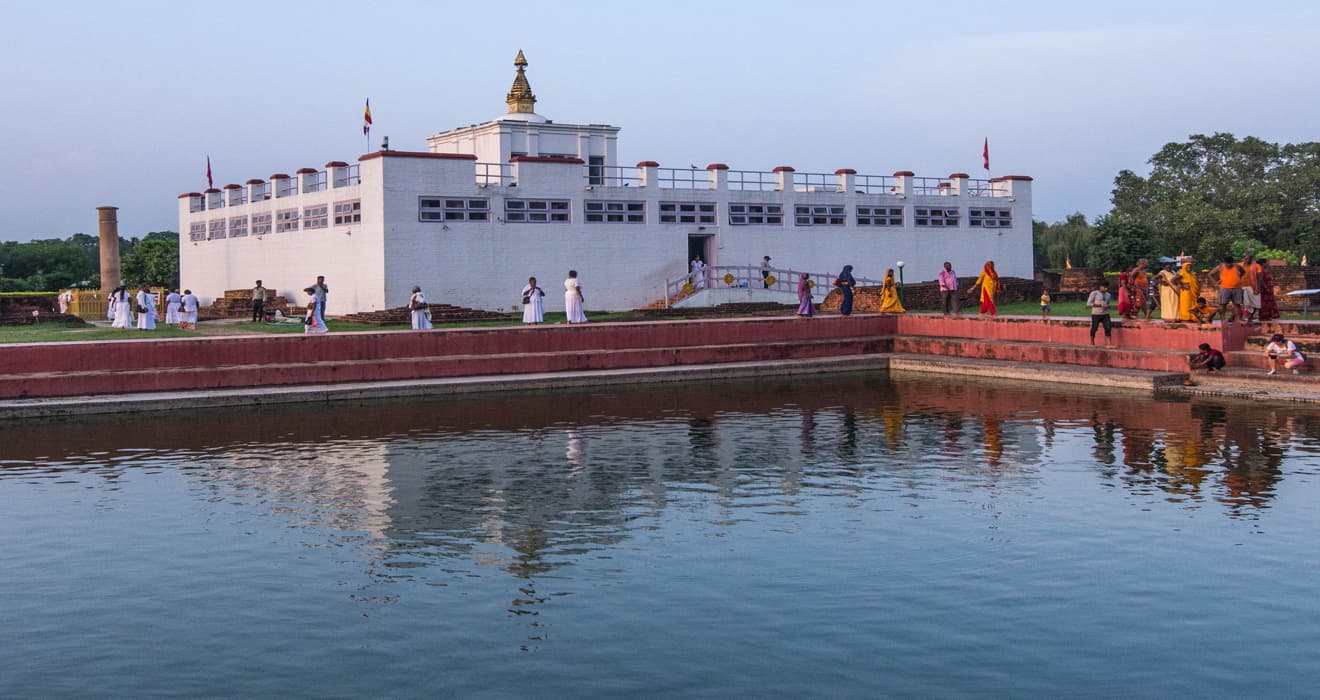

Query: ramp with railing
662;265;880;308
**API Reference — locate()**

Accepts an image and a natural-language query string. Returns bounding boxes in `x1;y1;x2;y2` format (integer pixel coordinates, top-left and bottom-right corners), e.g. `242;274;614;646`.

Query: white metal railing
966;178;1007;197
188;197;204;213
663;265;882;307
476;162;515;186
586;165;641;188
275;179;298;197
228;189;247;206
656;167;707;188
728;170;777;191
793;172;843;193
333;165;361;188
306;171;328;192
854;174;899;195
912;176;952;197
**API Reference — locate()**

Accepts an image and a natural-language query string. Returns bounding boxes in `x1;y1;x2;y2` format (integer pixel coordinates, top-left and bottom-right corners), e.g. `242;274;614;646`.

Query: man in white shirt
1087;281;1114;348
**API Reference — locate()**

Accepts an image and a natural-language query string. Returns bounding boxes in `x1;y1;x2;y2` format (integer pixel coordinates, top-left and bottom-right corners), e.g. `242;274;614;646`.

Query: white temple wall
179;178;383;311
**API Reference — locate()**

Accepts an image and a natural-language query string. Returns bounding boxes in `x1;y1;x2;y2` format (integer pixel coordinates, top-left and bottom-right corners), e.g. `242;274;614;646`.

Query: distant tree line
1036;132;1320;270
0;231;179;292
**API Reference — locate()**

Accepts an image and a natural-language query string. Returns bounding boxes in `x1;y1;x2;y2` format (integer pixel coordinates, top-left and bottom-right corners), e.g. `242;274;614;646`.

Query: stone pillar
836;168;857;193
773;166;795;192
947;173;970;196
707;163;729;190
892;170;915;196
97;206;120;293
637;161;659;188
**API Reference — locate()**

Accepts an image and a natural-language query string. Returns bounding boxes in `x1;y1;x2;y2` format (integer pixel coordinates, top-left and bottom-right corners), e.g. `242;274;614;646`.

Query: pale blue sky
2;0;1317;241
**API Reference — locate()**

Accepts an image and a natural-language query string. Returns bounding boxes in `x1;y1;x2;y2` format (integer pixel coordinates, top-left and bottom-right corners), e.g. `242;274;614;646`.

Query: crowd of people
105;286;198;331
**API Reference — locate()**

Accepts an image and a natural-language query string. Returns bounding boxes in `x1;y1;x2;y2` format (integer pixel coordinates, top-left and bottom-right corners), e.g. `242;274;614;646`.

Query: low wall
0;315;900;376
896;315;1251;352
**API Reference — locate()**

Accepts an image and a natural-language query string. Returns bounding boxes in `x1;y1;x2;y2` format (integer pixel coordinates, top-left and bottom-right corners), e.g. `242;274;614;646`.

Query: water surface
2;375;1318;697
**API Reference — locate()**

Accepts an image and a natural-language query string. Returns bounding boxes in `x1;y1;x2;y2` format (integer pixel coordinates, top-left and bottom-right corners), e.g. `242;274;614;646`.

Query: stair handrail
663;265;882;307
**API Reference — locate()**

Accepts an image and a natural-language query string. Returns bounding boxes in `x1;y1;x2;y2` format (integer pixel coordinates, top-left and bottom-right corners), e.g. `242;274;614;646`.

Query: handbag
522;294;531;304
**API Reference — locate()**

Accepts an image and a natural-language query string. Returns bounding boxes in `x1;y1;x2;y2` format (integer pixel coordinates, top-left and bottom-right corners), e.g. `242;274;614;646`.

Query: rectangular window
303;205;328;230
585;200;645;223
856;206;905;226
189;221;206;241
505;198;570;223
659;201;716;224
794;204;846;226
208;219;226;240
419;197;489;222
333;200;361;225
588;155;605;186
969;208;1012;228
914;206;960;227
228;216;249;238
251;213;272;236
728;203;783;226
276;208;299;232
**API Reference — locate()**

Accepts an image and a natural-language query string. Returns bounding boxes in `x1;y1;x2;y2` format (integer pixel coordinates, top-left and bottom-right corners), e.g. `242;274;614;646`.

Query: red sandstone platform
0;313;1255;401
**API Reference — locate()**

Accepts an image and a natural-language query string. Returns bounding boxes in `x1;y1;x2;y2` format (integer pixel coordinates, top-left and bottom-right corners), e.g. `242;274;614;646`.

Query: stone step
0;335;894;399
1224;350;1318;372
892;336;1196;372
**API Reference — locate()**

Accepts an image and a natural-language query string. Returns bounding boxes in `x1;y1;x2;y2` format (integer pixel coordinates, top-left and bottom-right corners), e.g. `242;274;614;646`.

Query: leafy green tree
1034;213;1095;270
1110;132;1320;261
121;237;179;288
1089;214;1162;272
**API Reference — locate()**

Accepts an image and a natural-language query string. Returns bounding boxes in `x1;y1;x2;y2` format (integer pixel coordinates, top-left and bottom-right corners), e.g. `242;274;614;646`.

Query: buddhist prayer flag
206;156;213;189
982;138;990;171
363;99;373;135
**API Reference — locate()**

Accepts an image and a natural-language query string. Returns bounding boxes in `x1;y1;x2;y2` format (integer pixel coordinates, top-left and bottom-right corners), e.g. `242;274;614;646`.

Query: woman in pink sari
1117;271;1135;318
796;273;814;317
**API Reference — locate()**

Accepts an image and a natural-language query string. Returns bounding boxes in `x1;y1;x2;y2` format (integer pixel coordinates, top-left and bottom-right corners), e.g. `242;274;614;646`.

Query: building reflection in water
2;375;1315;586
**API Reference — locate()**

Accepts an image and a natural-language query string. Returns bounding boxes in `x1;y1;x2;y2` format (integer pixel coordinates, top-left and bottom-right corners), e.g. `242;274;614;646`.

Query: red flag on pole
363;99;373;135
982;138;990;171
206;156;213;188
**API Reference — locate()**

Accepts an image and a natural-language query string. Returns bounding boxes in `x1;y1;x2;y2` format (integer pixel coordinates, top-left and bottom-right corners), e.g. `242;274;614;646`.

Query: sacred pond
2;374;1316;696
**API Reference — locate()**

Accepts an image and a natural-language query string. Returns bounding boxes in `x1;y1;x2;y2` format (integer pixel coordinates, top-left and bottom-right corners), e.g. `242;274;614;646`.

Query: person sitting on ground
1190;343;1226;372
1191;297;1218;324
1263;333;1306;375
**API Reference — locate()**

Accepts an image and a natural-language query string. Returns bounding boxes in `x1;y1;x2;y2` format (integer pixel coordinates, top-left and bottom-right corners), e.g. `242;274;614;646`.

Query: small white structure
179;51;1034;314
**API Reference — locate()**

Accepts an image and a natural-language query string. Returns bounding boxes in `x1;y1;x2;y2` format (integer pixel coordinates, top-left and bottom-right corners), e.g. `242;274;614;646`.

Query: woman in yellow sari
879;268;905;313
1156;261;1180;321
971;260;1000;315
1177;260;1200;322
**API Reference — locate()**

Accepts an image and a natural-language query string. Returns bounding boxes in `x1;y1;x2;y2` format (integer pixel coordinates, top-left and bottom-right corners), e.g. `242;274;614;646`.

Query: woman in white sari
303;287;328;334
110;286;133;329
409;286;432;330
564;270;587;324
522;277;545;324
164;289;182;326
179;289;199;330
135;286;157;330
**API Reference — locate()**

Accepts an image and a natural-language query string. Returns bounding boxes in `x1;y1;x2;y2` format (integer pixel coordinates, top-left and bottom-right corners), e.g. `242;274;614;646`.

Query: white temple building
178;51;1034;314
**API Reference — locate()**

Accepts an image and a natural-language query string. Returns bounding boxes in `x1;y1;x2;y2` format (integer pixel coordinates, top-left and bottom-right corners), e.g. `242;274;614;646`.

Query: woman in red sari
1117;271;1135;318
971;261;1000;315
1258;264;1280;321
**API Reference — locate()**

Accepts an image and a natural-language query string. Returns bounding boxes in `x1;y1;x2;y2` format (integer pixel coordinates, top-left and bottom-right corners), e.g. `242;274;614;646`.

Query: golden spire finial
506;49;537;114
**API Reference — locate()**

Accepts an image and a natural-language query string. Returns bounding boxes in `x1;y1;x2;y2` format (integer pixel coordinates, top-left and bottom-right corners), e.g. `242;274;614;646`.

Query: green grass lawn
0;323;202;343
992;300;1091;317
0;310;645;344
